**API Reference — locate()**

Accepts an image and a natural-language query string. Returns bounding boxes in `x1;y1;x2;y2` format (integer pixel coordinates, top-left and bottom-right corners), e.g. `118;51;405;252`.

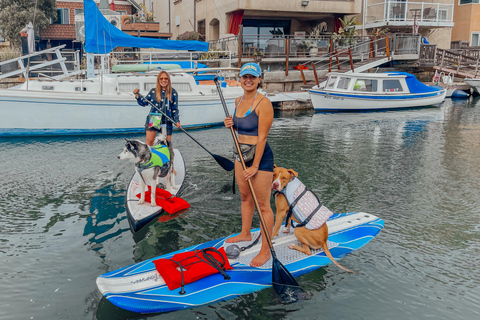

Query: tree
0;0;57;47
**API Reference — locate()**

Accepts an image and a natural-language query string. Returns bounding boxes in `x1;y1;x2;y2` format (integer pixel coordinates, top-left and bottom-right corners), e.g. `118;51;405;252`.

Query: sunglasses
241;75;258;80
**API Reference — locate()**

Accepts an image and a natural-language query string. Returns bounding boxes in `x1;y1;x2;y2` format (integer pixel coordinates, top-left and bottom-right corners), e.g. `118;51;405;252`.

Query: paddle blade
213;154;235;171
271;254;307;303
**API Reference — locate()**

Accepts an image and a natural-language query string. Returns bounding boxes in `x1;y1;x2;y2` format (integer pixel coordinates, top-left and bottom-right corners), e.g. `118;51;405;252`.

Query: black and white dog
118;134;177;207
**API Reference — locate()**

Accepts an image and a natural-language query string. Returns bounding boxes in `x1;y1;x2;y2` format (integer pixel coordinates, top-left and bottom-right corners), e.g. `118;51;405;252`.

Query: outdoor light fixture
301;0;309;6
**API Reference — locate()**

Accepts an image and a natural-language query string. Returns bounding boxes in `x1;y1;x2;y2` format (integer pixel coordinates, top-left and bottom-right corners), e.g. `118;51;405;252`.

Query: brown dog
271;165;353;273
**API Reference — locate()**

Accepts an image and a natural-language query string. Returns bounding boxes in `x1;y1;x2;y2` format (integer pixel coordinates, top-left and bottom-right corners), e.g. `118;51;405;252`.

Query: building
361;0;455;49
38;0;168;52
153;0;362;42
451;0;480;46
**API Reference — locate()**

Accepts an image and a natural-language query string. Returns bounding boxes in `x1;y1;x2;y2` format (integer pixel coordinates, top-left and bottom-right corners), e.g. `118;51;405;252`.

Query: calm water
1;99;480;320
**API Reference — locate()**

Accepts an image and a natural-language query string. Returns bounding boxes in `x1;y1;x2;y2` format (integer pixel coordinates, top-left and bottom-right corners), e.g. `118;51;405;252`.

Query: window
383;79;403;92
197;19;206;40
459;0;479;4
472;33;480;47
53;8;70;24
337;77;351;90
326;76;337;89
353;79;378;92
242;19;291;51
74;9;83;16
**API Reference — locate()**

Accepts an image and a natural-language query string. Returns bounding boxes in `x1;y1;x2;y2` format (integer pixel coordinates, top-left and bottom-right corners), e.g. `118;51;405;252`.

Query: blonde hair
155;71;173;103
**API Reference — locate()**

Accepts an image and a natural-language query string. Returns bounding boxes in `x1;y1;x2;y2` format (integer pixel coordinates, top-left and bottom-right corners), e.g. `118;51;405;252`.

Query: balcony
365;1;454;29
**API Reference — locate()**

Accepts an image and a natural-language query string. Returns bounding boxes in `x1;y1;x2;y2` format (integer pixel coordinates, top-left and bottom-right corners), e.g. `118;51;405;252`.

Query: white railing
365;1;454;26
0;45;78;80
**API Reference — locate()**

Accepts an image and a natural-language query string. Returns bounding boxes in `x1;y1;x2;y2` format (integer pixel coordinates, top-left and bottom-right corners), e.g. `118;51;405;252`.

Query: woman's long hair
155;71;173;103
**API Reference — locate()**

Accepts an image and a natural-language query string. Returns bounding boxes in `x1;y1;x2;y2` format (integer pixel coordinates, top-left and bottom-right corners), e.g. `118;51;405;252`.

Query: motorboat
464;78;480;94
310;72;446;111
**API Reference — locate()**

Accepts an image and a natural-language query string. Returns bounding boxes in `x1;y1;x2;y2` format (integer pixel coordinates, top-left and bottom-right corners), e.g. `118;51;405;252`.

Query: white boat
0;0;243;137
310;72;446;111
0;72;242;137
464;78;480;93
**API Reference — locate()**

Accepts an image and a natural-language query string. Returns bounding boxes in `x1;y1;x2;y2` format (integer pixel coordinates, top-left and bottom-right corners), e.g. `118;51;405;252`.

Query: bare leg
167;135;176;175
226;160;254;243
146;130;156;146
249;170;274;267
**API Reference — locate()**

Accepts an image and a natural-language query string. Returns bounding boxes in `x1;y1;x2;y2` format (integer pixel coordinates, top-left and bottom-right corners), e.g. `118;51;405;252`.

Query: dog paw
138;199;145;205
150;202;157;207
287;244;295;249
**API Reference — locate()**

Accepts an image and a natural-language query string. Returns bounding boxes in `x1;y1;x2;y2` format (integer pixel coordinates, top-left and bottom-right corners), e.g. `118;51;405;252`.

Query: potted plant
253;50;264;62
333;16;358;48
307;26;322;56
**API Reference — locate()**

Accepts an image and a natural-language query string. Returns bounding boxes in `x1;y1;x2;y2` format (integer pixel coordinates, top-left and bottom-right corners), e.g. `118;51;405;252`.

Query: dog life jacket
276;177;333;230
137;144;170;172
153;247;233;294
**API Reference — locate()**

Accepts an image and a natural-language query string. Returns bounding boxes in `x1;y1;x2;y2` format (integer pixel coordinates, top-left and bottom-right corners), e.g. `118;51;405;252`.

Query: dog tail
322;243;354;273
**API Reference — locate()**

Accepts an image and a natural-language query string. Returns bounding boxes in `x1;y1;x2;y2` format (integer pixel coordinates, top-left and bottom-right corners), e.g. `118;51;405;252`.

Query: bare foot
249;250;271;267
225;233;251;243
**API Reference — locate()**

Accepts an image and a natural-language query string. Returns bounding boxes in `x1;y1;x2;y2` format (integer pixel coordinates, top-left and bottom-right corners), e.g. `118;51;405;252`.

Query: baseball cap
239;62;261;77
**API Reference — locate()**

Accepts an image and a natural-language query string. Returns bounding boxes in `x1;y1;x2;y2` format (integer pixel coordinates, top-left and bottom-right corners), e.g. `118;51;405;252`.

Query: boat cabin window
172;83;192;92
326;76;337;89
144;83;156;91
42;86;54;91
118;83;140;93
383;79;403;92
353;79;377;92
337;77;351;90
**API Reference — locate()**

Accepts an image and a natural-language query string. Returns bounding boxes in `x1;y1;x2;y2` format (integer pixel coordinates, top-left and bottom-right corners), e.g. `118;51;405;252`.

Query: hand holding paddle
139;94;234;171
213;76;306;303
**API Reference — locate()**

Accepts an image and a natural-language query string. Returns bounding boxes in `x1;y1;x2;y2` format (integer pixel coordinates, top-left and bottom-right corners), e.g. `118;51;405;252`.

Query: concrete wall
154;0;361;41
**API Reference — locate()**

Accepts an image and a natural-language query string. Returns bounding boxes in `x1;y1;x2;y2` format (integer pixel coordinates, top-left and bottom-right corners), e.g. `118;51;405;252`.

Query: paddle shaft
214;78;274;249
140;95;214;156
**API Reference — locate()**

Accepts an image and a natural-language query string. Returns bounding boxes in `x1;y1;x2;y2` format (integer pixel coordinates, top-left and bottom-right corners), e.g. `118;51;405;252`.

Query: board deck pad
97;212;384;314
126;148;186;231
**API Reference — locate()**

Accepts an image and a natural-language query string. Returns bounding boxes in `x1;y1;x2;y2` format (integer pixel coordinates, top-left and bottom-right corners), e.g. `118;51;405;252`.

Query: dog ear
288;169;298;177
273;164;277;168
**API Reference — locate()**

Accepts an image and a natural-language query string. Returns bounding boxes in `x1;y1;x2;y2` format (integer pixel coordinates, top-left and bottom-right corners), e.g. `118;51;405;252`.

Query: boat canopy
387;72;441;94
83;0;209;54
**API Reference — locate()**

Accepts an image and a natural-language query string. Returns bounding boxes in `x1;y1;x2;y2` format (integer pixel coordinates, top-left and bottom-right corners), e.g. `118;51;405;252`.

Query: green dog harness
137;144;170;172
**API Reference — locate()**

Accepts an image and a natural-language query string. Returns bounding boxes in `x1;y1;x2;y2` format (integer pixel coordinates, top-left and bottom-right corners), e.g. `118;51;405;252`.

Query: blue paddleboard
97;211;384;313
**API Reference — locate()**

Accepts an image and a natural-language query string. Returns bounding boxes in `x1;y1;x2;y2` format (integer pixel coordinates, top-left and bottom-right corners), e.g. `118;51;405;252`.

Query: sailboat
0;0;240;137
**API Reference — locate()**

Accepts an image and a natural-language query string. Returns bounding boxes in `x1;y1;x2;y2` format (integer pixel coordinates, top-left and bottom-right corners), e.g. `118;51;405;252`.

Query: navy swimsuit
233;96;274;172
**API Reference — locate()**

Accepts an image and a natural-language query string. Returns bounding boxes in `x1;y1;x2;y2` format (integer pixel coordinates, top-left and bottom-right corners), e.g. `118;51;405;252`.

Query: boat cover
83;0;209;54
387;72;441;94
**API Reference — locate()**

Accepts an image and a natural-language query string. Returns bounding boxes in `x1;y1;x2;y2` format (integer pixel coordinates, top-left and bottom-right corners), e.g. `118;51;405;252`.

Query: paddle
213;76;306;303
139;94;234;171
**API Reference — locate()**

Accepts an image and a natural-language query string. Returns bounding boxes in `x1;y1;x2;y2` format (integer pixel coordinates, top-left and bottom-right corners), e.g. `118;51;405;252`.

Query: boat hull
310;89;446;111
0;90;236;137
464;79;480;93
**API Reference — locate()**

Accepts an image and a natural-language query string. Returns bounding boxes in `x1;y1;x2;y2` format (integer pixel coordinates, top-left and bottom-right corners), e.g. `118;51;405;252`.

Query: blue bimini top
387;72;442;94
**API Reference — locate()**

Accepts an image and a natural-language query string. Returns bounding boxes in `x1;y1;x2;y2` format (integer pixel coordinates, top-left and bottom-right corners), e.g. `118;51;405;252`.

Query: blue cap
239;62;261;77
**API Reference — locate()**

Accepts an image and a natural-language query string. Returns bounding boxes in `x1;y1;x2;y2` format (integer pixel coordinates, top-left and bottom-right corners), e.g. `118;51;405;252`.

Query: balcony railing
209;33;421;59
365;1;454;27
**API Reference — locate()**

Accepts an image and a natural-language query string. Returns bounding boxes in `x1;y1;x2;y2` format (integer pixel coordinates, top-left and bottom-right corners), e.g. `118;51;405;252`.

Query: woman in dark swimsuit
223;63;274;267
